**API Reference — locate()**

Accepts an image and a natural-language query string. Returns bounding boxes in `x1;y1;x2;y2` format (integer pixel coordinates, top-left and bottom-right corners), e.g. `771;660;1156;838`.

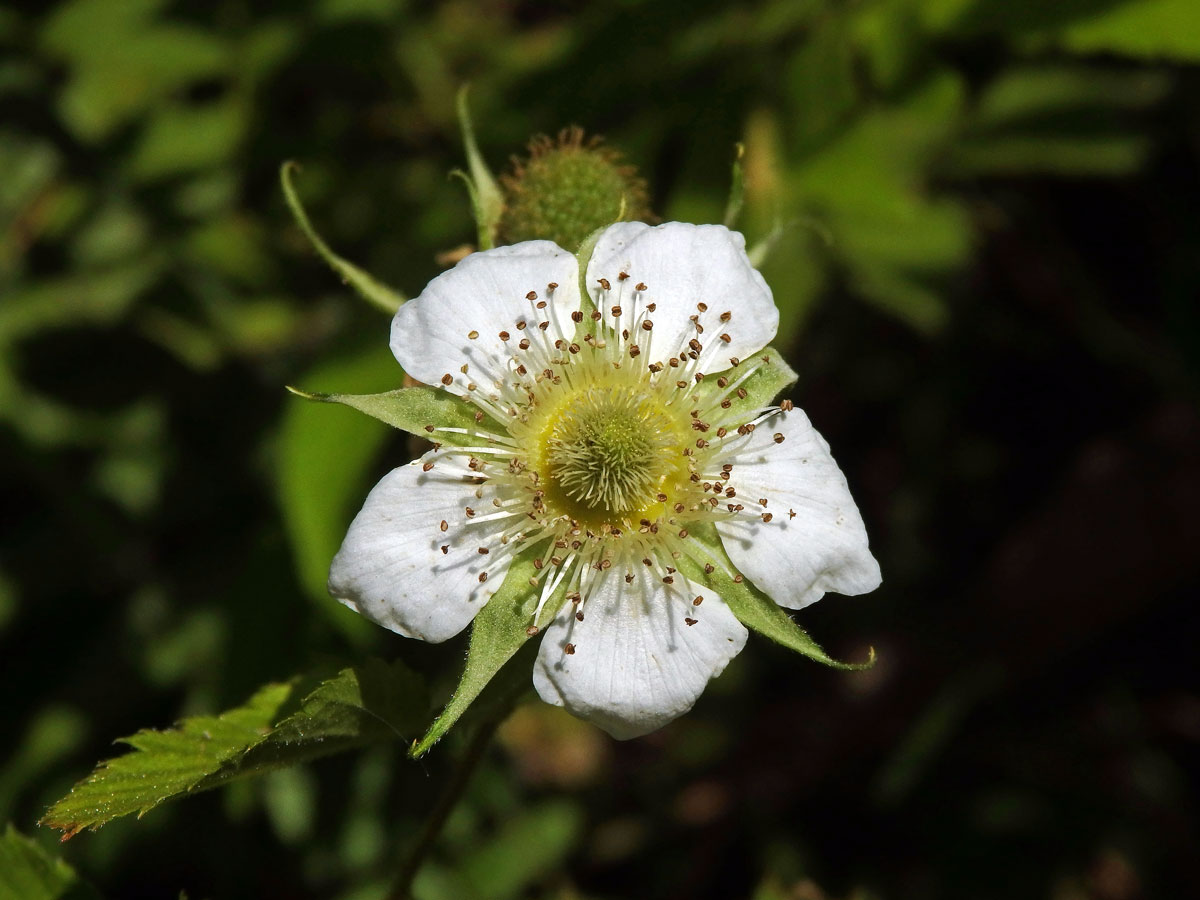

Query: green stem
386;710;507;900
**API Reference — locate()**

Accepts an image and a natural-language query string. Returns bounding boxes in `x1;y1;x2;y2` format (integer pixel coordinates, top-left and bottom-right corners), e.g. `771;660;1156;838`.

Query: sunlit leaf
41;659;426;835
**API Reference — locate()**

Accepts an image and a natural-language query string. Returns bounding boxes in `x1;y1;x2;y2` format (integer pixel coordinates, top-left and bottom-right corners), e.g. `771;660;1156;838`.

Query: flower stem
386;709;508;900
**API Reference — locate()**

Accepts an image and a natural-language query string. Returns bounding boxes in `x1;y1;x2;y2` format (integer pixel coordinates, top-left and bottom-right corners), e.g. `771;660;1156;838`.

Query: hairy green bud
498;127;652;251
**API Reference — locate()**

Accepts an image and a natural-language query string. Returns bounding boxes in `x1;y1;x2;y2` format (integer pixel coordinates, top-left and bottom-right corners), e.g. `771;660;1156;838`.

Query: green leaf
1051;0;1200;61
41;659;426;835
280;161;405;314
684;524;874;670
0;825;102;900
286;384;482;447
127;97;248;182
277;346;400;639
455;85;503;250
459;801;584;900
410;548;566;757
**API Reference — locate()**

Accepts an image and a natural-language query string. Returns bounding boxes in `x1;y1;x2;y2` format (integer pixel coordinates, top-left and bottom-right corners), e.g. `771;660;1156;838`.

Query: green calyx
498;127;652;251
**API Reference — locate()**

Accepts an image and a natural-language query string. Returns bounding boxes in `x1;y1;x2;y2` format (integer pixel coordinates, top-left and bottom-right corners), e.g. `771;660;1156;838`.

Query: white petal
715;408;881;610
390;241;581;393
328;455;513;642
585;222;778;366
532;570;748;739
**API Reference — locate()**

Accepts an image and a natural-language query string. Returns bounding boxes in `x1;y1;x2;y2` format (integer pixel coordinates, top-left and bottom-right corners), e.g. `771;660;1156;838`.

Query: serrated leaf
280;161;406;314
42;660;426;835
410;548;566;757
684;524;874;670
286;384;482;447
0;825;101;900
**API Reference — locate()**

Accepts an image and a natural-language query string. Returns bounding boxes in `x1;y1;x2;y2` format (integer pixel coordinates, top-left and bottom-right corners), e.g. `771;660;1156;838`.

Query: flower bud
498;127;652;250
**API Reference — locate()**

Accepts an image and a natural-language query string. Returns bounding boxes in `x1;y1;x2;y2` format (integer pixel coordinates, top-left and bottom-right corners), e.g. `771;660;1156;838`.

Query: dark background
1;0;1198;898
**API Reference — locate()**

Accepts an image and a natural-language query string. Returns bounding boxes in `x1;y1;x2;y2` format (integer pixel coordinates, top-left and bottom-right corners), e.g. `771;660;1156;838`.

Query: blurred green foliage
2;0;1198;898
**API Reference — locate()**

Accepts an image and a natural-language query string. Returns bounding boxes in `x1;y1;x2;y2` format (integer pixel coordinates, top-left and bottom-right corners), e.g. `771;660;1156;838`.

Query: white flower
329;222;881;739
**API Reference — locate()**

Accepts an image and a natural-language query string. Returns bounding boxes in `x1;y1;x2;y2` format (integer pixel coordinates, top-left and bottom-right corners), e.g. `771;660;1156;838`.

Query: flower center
545;384;680;518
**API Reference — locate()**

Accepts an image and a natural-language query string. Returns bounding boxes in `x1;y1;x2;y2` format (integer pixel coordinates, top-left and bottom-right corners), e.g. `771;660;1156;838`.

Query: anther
635;282;647;291
526;290;537;300
774;432;785;443
704;564;715;574
478;572;488;583
571;311;584;323
468;330;479;339
499;331;510;341
684;618;698;627
733;574;744;583
611;306;622;316
618;271;629;281
730;357;741;366
641;320;653;331
440;520;448;532
564;642;576;654
598;277;611;290
547;282;558;290
697;302;708;312
780;399;794;411
693;596;703;606
422;462;434;472
441;545;448;554
526;625;540;636
719;333;732;343
440;374;452;385
478;547;489;555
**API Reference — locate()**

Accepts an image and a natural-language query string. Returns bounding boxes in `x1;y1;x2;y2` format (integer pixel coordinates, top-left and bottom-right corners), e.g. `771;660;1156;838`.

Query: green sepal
40;660;427;836
455;85;503;250
0;824;103;899
683;523;874;671
571;222;610;321
723;142;746;229
693;345;798;412
410;545;568;757
280;161;406;314
285;384;484;448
